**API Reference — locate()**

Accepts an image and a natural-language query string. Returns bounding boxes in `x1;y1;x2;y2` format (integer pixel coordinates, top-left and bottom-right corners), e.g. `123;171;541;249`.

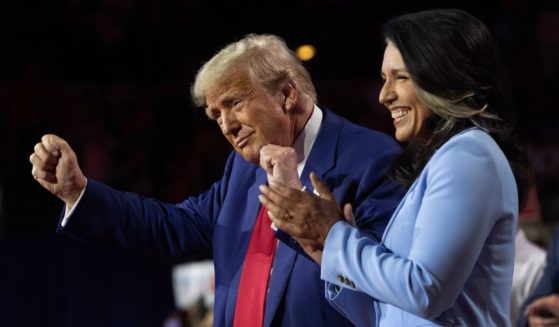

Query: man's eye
396;75;409;80
207;111;220;121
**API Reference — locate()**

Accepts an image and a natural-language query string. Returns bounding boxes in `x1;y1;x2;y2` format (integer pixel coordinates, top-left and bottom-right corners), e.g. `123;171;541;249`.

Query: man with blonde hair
30;34;402;326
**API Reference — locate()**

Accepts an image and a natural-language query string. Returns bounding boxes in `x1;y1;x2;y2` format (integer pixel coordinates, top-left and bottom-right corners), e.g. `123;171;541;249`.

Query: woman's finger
310;172;335;201
260;183;301;209
260;202;299;236
258;193;286;222
267;181;302;199
259;184;287;204
343;203;356;226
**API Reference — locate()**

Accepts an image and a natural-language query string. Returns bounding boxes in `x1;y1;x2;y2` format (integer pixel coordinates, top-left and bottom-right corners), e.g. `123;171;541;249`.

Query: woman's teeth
391;109;410;119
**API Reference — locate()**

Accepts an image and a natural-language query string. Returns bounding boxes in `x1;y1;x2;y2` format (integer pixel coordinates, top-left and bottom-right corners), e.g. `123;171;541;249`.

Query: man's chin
238;149;260;165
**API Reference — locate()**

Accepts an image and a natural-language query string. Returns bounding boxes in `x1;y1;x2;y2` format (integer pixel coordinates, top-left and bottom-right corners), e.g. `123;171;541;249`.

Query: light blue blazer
321;128;518;326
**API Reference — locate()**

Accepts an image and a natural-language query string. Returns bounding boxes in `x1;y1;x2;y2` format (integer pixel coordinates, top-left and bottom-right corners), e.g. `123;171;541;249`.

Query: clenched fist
259;144;302;189
29;134;86;208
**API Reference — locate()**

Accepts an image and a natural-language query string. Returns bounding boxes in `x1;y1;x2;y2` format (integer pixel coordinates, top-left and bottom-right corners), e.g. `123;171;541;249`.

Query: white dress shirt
510;228;546;325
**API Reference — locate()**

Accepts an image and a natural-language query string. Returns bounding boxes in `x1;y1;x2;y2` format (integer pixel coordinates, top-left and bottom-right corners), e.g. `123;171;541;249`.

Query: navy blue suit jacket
519;226;559;326
58;109;403;326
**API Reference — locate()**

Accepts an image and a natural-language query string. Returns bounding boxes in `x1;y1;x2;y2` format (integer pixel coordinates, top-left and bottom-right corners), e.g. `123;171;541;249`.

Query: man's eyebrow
212;90;243;106
204;87;253;116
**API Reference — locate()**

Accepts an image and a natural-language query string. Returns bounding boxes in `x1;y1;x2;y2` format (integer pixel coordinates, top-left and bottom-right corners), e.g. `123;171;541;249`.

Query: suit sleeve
57;152;235;261
322;139;511;320
518;227;559;326
350;143;404;241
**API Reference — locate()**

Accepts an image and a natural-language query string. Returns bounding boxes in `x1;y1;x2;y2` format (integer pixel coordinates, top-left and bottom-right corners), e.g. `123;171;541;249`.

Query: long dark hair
383;8;530;207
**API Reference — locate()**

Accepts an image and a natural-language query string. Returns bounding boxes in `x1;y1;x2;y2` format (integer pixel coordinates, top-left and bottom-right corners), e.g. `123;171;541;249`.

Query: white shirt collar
293;105;323;176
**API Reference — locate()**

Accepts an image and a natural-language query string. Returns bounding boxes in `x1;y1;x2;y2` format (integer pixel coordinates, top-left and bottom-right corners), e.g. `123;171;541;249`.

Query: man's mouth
236;132;254;148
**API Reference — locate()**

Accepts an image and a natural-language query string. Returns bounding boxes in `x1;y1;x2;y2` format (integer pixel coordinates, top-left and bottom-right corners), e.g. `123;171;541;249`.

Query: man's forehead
206;72;255;104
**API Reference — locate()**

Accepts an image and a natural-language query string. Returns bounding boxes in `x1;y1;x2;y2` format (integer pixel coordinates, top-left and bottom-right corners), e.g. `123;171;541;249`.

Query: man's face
205;71;293;164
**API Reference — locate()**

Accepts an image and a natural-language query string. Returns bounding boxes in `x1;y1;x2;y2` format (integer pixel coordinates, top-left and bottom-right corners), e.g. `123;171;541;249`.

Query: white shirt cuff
60;179;88;227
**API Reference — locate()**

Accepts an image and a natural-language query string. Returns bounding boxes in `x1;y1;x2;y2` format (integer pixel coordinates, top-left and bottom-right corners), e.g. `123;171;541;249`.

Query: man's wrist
65;178;87;209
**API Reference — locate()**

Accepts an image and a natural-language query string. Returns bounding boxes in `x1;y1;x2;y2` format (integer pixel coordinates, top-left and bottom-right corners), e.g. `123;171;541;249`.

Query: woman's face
379;41;432;143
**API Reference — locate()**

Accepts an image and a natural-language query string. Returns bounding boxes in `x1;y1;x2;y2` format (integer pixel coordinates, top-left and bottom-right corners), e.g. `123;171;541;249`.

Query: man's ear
282;80;298;112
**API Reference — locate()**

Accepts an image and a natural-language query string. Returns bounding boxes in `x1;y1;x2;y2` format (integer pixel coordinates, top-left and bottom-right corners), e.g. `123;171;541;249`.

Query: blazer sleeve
57;152;236;261
322;137;514;320
518;226;559;326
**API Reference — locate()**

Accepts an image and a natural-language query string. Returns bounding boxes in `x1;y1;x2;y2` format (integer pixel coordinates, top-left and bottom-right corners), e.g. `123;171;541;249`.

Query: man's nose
220;111;240;136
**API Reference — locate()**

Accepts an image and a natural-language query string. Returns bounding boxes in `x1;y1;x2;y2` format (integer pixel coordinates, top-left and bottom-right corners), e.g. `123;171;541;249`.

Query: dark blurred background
1;0;558;326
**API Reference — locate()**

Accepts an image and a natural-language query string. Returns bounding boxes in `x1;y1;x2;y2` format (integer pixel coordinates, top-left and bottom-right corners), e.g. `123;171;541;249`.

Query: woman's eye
397;75;409;80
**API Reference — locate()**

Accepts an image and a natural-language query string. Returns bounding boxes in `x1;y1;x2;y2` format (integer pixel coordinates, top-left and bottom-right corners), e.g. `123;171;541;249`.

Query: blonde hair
191;34;316;107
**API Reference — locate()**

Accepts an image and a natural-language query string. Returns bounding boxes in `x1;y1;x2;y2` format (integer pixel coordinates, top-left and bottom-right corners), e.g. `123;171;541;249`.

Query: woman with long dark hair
259;8;529;326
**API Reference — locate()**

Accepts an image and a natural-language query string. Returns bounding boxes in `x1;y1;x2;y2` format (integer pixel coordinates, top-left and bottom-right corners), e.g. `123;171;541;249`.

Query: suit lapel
301;109;342;191
263;240;298;326
263;109;344;326
247;169;268;226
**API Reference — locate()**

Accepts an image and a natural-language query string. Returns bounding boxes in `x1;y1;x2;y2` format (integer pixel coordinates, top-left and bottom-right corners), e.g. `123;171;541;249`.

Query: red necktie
234;206;277;327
